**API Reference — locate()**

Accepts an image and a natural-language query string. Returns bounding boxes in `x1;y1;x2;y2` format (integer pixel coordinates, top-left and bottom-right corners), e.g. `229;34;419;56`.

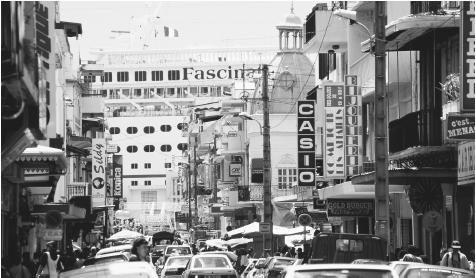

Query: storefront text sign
297;100;316;186
229;163;242;176
92;139;106;207
344;76;363;176
324;85;345;178
458;141;475;185
461;1;475;112
327;199;374;217
113;155;123;197
447;114;475;140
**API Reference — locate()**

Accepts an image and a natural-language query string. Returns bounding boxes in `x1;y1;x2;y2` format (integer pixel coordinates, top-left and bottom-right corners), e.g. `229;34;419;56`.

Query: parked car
182;254;238;278
83;252;130;266
281;264;398;278
246;258;266;278
151;245;167;264
163;245;192;263
59;262;158;278
159;255;192;278
397;263;474;278
388;261;427;276
253;256;300;278
310;233;387;264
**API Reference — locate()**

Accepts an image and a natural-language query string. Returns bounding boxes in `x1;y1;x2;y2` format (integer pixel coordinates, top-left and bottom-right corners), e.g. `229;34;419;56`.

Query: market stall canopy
108;229;143;241
152;231;174;242
205;238;253;249
285;228;316;247
227;222;295;237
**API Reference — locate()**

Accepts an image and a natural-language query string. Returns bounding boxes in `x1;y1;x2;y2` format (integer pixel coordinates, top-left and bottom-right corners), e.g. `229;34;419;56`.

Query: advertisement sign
91;139;106;208
446;114;475;140
175;212;189;223
250;185;263;201
458;141;475;186
229;163;242;177
297;101;316;186
113;155;123;197
461;1;475;112
344;76;363;176
44;229;63;241
106;144;119;153
324;85;345;178
327;199;374;217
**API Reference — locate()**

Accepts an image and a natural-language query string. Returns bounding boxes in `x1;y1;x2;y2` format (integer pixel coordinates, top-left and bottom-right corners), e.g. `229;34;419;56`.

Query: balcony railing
67;182;89;200
389;110;441;154
104;109;189;118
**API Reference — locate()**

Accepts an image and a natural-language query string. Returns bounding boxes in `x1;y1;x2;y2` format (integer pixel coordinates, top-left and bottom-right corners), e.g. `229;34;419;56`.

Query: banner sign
324;85;345;178
297;101;316;186
327;199;374;217
91;139;106;208
344;76;363;176
446;114;475;140
461;1;475;112
113;155;123;197
458;141;475;186
175;212;189;223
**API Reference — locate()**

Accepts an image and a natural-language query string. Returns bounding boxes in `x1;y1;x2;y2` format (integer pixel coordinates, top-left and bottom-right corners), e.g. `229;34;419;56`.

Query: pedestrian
436;247;448;265
286;247;296;258
440;240;471;270
406;245;423;263
36;241;64;278
296;248;304;259
9;253;30;278
129;237;150;262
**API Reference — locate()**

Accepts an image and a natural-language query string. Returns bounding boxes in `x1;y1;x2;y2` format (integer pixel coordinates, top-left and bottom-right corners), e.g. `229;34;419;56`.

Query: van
310;233;387;264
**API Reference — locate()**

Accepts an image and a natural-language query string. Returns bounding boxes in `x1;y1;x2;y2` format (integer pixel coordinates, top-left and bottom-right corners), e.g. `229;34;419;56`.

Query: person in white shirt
440;240;470;270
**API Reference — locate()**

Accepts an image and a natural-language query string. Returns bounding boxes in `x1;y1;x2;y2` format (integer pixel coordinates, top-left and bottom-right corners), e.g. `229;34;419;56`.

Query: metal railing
67;183;88;200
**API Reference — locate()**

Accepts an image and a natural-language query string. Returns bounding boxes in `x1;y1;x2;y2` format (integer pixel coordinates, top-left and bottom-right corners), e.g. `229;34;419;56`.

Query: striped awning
17;145;67;172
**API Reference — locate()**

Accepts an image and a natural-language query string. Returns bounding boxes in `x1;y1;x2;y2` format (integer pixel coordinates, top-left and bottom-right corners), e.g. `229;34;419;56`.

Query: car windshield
404;268;472;278
192;257;231;268
166;247;191;255
165;257;190;268
294;269;394;278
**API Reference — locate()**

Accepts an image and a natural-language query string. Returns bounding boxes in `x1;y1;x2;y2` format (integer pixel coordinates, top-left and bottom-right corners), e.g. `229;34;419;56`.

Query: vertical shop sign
344;75;363;176
324;84;345;178
461;1;475;112
113;155;123;197
91;139;106;207
297;101;316;186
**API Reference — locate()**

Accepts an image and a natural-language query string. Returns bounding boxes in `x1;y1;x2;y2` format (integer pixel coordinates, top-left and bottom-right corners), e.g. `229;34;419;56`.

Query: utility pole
193;142;199;226
187;155;192;230
262;64;273;253
374;2;390;257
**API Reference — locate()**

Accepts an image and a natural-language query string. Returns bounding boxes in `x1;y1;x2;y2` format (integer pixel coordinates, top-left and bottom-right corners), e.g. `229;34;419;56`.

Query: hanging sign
113;155;123;197
460;1;475;112
297;101;316;186
344;75;363;176
327;199;374;217
446;114;475;140
91;139;106;208
324;85;345;178
458;141;475;186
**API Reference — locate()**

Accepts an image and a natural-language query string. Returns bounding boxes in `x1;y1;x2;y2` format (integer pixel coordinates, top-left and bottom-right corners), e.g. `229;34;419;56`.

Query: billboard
458;141;475;186
297;101;316;186
324;84;345;178
344;76;363;176
446;114;475;140
91;139;106;208
113;155;123;197
460;1;475;112
327;199;374;217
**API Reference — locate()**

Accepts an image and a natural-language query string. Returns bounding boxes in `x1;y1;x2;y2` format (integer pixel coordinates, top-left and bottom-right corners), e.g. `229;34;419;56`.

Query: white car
182;254;238;278
281;264;398;278
160;255;191;278
60;262;158;278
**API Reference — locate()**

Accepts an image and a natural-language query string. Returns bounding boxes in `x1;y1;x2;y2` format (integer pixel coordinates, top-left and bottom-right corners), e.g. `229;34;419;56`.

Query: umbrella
108;229;143;241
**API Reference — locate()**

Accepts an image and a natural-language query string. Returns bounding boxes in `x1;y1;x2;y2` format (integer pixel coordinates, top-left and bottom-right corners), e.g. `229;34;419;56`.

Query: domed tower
268;6;315;114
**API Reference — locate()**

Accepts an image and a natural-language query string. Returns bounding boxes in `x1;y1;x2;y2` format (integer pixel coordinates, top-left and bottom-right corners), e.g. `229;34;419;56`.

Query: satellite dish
298;213;312;226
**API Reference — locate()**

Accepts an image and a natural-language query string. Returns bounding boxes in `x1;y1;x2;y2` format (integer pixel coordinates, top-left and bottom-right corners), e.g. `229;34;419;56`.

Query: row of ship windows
109;123;187;135
131;163;172;169
119;144;188;153
84;70;182;83
131;180;152;186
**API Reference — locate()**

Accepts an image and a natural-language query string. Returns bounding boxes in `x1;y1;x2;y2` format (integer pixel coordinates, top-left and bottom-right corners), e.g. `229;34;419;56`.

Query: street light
333;9;373;52
233;112;263;135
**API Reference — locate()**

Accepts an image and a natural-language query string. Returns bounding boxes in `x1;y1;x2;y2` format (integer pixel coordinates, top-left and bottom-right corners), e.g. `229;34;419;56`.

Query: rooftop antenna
291;1;294;13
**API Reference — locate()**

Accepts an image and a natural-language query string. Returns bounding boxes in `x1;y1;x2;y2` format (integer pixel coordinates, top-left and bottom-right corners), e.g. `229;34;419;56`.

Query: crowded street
1;1;475;277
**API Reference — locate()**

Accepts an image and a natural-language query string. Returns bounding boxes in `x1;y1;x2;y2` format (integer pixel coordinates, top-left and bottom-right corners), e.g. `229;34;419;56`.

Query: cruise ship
81;46;276;229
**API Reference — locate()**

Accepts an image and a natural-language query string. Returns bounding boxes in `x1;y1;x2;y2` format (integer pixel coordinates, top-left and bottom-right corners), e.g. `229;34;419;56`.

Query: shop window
133;89;142;98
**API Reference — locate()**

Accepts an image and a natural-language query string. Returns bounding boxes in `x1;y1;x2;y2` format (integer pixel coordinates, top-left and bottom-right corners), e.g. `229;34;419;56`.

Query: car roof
96;245;131;255
60;262;157;278
167;255;193;259
193;254;230;258
403;264;474;273
289;264;394;271
95;252;129;259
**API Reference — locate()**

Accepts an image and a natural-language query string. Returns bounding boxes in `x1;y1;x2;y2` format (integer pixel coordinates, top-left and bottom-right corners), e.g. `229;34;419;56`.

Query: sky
59;1;318;60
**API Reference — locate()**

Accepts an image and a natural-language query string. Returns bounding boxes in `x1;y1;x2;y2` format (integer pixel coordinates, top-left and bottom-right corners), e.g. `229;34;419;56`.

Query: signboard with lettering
344;76;363;176
297;101;316;186
106;144;119;153
92;139;106;208
324;85;345;178
229;163;242;176
460;1;475;112
446;114;475;140
327;199;374;217
44;229;63;241
113;155;123;197
458;141;475;186
175;212;189;223
259;222;272;233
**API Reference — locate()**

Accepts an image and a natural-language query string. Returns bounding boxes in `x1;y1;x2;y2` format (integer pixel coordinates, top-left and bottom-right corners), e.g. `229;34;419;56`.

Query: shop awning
362;13;460;52
318;181;406;200
17;145;67;172
66;136;91;156
351;168;457;186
